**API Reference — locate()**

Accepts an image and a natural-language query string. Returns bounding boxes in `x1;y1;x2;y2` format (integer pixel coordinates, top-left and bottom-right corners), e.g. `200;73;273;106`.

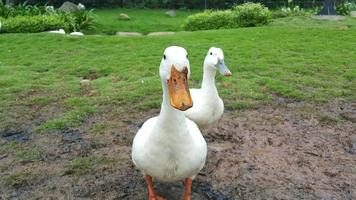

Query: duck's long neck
201;65;218;94
157;80;186;126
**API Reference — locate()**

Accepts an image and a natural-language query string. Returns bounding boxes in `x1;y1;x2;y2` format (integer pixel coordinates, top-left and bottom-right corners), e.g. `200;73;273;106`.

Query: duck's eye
163;54;166;60
210;52;213;55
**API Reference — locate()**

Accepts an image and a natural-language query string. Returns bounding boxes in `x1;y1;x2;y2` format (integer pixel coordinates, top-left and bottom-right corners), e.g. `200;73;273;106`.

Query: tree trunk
317;0;337;15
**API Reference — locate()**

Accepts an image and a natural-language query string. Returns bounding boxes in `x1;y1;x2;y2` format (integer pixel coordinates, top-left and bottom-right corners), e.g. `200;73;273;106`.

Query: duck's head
204;47;232;76
159;46;193;111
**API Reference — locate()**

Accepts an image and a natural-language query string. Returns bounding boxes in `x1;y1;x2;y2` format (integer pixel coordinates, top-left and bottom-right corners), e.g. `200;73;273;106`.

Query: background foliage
1;15;69;33
0;1;95;32
183;3;271;31
2;0;329;9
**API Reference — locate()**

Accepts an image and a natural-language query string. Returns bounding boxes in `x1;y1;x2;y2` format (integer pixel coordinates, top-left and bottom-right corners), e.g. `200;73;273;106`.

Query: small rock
165;10;176;17
80;79;91;95
1;131;29;143
147;32;175;36
323;168;341;177
116;32;142;37
119;13;130;20
348;143;356;154
59;1;80;13
340;112;356;123
80;79;90;86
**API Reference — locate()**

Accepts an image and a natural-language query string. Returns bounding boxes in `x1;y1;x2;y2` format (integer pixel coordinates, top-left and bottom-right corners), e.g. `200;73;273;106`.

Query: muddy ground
0;99;355;200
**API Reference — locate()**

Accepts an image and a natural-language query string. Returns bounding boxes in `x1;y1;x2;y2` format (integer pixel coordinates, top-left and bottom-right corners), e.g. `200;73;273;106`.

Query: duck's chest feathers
142;127;204;181
203;93;223;116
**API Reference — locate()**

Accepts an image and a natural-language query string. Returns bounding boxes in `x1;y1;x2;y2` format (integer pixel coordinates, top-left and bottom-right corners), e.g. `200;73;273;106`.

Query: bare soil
311;15;346;21
0;99;355;200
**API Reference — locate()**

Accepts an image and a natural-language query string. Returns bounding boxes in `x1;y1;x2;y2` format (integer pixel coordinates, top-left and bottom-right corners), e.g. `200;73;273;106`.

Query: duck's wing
132;117;158;169
185;118;208;173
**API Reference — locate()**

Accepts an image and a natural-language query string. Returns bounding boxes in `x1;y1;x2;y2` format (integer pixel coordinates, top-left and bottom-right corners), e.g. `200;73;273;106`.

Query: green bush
271;6;315;18
232;2;271;27
0;2;50;18
68;9;95;31
1;15;69;33
336;2;352;15
0;1;95;33
350;2;356;11
183;3;271;31
183;10;236;31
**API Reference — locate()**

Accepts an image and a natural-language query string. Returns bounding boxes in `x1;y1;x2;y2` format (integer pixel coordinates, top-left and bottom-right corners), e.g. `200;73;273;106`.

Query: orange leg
145;175;165;200
184;177;192;200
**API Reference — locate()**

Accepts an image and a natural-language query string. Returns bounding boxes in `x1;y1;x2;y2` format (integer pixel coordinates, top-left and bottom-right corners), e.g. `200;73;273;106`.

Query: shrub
0;2;50;18
232;3;271;27
336;2;352;15
68;9;95;31
271;6;315;18
1;15;69;33
0;2;95;33
183;10;236;31
55;9;95;32
183;3;271;31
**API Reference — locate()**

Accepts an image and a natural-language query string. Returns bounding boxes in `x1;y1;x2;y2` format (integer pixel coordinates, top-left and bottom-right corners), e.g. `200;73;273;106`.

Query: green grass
64;156;97;175
91;8;198;34
0;141;43;163
0;14;355;131
64;156;115;176
4;171;40;187
36;97;97;133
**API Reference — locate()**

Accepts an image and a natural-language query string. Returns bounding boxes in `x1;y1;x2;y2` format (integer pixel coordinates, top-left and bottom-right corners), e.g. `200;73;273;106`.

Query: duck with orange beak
132;46;207;200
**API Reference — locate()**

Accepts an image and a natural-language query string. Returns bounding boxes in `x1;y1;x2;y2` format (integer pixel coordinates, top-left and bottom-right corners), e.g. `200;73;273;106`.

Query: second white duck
48;29;65;34
184;47;232;128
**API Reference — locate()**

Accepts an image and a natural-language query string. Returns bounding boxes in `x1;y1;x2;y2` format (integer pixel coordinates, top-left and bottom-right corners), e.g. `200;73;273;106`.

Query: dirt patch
0;100;355;199
312;15;347;21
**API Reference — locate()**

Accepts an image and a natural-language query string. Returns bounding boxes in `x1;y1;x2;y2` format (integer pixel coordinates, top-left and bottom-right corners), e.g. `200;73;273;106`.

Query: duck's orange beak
167;65;193;111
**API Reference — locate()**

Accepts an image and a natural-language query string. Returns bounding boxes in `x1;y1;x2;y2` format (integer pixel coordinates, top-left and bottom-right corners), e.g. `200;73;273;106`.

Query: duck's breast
185;88;224;127
132;118;207;182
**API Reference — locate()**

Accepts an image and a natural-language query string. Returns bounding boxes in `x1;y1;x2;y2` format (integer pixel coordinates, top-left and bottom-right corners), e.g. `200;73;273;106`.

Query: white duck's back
132;116;207;182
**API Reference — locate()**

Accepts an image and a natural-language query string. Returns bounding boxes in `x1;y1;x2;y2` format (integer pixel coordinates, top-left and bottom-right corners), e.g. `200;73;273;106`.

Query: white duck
70;31;84;36
184;47;232;128
132;46;207;200
48;29;65;34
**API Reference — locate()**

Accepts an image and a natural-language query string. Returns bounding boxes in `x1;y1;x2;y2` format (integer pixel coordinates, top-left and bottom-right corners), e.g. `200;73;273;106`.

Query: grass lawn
0;15;355;133
90;8;199;34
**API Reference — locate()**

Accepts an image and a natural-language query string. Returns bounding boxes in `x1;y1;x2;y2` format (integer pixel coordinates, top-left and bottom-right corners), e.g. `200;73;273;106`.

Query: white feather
184;47;228;128
48;29;65;34
132;46;207;182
